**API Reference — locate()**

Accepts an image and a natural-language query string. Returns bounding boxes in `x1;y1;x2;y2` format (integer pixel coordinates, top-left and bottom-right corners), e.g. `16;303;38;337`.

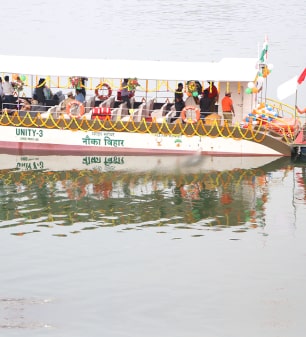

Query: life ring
95;83;112;100
180;106;200;123
66;100;85;118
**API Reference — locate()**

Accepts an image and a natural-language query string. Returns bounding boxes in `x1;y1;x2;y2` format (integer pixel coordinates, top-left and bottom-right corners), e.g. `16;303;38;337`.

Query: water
1;0;306;107
1;1;306;336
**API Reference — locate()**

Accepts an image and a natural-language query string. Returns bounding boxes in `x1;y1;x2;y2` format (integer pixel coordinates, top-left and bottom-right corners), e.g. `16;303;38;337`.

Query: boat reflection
0;153;295;237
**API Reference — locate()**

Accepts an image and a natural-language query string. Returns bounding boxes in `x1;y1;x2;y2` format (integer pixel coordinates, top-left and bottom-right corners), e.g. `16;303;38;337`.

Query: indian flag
259;36;268;63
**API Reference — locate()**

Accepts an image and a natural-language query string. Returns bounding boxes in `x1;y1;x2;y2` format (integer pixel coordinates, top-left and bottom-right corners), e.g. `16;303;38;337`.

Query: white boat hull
0;125;286;157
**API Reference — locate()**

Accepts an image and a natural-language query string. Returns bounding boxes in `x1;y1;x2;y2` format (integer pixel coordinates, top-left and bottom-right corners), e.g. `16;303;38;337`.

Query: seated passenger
75;88;85;103
60;91;75;110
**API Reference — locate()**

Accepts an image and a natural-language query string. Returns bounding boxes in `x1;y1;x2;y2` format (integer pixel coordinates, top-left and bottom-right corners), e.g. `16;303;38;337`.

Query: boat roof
0;54;259;82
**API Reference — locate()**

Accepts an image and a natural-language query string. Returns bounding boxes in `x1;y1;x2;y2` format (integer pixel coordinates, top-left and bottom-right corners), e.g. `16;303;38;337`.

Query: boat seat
39;105;57;118
165;105;176;123
144;98;155;117
84;95;95;114
132;102;147;122
99;95;115;108
151;102;168;120
112;102;128;121
130;96;135;109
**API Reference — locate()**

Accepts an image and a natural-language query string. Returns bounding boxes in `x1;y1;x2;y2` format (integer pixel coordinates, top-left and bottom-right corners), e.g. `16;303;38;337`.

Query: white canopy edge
0;55;259;82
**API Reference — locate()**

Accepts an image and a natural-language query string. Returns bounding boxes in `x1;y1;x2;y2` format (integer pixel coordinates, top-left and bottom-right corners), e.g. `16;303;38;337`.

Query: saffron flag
297;68;306;84
277;75;298;100
259;36;268;63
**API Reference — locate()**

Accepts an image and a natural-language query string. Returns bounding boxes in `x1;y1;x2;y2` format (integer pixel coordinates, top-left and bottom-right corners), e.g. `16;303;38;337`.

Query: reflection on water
0;154;301;237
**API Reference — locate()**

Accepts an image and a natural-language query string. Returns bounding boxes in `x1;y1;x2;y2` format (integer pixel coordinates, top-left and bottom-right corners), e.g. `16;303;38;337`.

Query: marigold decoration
127;78;140;91
187;80;199;97
69;77;81;89
11;79;24;93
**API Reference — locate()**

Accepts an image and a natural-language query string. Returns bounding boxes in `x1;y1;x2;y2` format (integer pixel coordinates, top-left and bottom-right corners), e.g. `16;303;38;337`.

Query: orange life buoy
95;83;112;100
180;106;200;123
66;100;85;118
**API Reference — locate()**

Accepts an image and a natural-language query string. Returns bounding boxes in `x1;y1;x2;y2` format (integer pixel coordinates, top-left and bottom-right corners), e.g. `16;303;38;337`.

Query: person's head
123;78;128;83
203;89;209;97
225;92;231;97
178;83;183;89
4;75;9;82
67;91;73;98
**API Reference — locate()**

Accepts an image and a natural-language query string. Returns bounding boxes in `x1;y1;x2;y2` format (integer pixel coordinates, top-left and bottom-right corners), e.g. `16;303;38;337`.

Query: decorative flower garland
11;79;24;93
127;78;140;91
69;76;81;89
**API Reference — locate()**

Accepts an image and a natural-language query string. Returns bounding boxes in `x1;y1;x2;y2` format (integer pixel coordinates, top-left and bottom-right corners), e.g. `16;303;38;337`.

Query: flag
259;35;268;63
277;75;298;100
297;68;306;84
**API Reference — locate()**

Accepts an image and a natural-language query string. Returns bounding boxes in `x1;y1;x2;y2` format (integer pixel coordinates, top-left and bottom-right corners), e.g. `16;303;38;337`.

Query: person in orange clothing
296;105;306;114
221;92;235;125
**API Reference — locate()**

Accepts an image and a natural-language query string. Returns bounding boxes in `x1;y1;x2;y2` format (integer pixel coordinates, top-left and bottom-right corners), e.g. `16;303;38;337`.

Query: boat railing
0;108;297;146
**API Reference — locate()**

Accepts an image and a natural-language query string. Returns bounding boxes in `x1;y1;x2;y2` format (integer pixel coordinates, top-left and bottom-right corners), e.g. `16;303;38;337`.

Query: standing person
174;82;184;100
2;75;15;110
221;92;235;125
34;78;46;105
206;81;219;113
121;78;131;109
199;89;212;119
79;77;88;99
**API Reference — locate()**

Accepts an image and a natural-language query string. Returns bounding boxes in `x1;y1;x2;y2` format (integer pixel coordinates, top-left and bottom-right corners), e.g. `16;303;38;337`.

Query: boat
0;54;305;157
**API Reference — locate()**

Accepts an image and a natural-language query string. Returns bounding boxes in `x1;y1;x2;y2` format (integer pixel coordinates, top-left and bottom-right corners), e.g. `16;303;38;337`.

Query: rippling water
1;1;306;336
1;0;306;107
1;154;306;336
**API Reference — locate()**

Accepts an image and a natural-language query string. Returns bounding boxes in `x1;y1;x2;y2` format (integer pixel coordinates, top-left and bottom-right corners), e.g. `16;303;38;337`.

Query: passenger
30;94;44;113
43;84;52;100
2;75;16;110
206;81;219;112
121;78;132;109
296;105;306;114
75;88;85;103
171;96;185;123
0;77;3;111
34;78;46;105
199;89;212;119
79;77;88;98
54;90;65;103
174;83;184;100
221;92;235;125
60;91;75;110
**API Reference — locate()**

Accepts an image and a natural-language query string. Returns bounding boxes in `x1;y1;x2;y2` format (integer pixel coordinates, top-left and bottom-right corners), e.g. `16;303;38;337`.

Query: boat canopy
0;54;259;82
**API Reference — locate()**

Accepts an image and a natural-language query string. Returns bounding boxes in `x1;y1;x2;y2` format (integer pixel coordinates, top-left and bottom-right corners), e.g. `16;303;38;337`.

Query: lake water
1;1;306;336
